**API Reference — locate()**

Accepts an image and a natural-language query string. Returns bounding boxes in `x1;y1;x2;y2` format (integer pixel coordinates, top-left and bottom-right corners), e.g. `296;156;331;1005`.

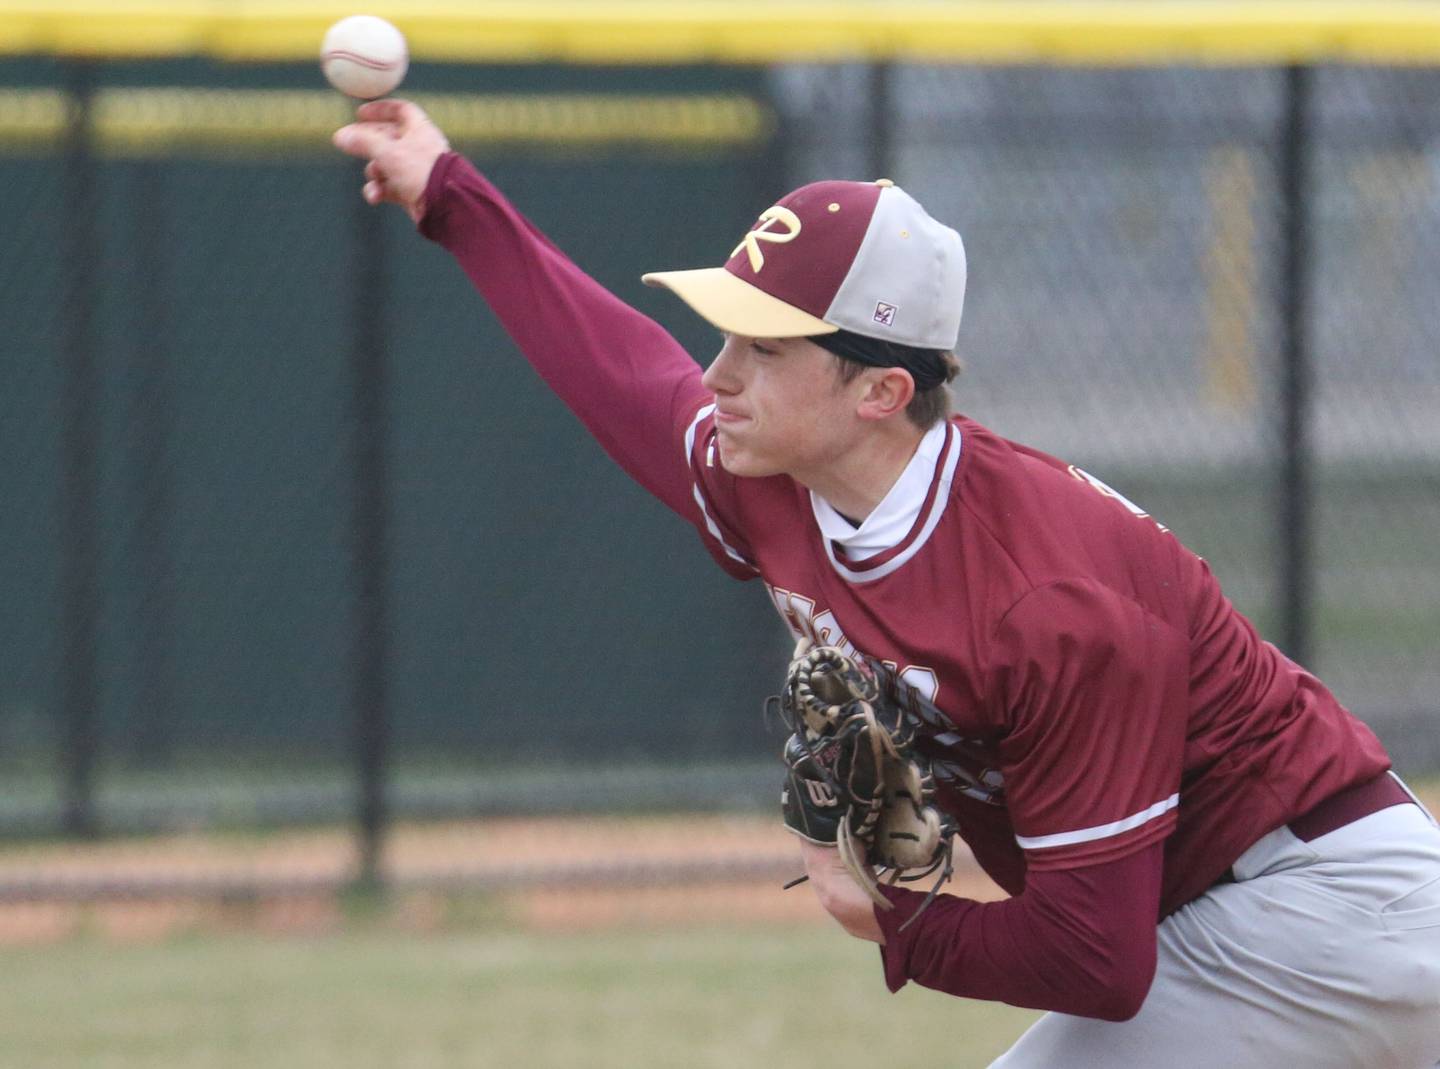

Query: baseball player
333;100;1440;1067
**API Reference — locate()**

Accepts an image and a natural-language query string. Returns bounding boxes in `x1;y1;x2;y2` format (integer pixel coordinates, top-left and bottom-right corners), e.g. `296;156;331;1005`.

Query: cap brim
642;267;837;339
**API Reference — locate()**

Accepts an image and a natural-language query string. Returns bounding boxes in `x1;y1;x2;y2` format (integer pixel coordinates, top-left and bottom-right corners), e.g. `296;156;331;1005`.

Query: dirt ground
2;785;1434;945
0;813;1004;944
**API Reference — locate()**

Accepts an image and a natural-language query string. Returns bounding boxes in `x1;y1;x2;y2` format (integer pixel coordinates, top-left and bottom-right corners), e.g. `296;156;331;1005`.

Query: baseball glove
775;639;955;927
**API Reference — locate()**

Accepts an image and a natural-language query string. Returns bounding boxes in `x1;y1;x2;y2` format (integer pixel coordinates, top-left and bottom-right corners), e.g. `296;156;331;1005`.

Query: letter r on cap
733;206;802;273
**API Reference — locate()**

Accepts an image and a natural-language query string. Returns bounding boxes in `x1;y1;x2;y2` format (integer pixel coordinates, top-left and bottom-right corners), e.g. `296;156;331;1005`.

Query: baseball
320;15;408;99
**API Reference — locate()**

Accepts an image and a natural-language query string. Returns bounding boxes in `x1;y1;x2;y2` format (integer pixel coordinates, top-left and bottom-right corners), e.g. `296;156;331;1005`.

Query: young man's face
700;333;867;480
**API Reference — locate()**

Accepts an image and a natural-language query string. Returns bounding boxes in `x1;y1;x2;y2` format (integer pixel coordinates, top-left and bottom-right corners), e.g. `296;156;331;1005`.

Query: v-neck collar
810;421;961;583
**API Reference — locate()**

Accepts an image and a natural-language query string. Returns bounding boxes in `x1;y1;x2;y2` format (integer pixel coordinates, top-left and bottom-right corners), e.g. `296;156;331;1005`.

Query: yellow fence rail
2;2;1440;65
0;88;772;153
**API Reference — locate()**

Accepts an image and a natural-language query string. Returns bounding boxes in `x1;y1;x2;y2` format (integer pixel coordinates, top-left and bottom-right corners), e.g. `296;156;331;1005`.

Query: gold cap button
874;178;895;187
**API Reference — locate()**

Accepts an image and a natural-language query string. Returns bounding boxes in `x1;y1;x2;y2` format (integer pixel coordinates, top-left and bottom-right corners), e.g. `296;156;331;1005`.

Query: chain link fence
780;61;1439;737
0;56;1436;913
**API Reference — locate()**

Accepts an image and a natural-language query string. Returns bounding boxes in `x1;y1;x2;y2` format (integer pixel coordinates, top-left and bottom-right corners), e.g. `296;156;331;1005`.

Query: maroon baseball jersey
420;154;1390;920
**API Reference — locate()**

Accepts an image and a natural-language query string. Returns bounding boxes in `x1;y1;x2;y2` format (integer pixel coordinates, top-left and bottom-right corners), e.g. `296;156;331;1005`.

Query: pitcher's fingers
364;159;383;183
333;121;397;159
356;98;426;128
362;179;384;205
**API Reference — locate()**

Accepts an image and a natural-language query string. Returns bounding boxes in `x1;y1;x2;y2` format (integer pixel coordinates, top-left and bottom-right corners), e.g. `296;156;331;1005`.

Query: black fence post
59;61;101;838
867;61;896;182
129;159;177;767
1278;64;1315;669
349;179;392;892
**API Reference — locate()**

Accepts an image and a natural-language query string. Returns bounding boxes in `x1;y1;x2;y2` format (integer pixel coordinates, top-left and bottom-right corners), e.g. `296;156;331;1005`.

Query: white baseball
320;15;408;100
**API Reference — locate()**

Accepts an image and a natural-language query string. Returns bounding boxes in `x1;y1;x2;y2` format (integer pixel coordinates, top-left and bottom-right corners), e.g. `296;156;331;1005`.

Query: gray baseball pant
989;780;1440;1069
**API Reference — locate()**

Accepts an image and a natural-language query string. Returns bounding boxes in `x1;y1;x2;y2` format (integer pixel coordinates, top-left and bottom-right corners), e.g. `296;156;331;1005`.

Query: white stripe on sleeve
684;403;757;574
1015;793;1179;851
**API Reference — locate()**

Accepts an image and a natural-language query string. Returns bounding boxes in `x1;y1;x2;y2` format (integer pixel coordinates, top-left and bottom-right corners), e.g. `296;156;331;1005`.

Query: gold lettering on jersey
766;582;942;705
732;206;802;273
769;586;820;648
1067;465;1170;533
811;609;849;653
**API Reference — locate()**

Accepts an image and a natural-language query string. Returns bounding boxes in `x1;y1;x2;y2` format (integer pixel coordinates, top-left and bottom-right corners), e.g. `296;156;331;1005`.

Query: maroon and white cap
642;178;965;350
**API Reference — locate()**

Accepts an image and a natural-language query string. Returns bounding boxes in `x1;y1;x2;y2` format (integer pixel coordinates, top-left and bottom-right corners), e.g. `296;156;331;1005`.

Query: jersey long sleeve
417;152;723;540
875;842;1164;1020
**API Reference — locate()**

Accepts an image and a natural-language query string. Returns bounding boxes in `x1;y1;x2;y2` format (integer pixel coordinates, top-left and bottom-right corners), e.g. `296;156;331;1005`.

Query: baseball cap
642;178;966;351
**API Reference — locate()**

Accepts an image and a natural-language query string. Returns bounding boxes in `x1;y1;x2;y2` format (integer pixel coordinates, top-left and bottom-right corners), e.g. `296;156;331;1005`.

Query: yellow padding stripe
0;89;773;153
3;3;1440;64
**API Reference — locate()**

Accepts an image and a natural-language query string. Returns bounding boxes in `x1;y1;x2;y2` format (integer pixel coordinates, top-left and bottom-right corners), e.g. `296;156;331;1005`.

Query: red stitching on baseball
322;49;399;71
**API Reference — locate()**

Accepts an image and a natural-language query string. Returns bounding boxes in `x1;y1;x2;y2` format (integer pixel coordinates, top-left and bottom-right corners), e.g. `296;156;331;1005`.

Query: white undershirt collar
810;421;949;563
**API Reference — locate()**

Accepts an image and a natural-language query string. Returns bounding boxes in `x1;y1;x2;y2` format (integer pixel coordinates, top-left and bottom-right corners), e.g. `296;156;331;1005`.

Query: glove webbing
776;643;955;931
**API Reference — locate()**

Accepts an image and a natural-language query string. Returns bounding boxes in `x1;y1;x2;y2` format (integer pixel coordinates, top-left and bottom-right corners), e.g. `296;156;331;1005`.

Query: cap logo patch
732;205;801;273
873;302;898;327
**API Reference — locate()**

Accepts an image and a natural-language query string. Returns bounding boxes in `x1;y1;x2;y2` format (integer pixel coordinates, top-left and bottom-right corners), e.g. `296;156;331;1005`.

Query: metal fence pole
349;178;392;891
1278;64;1315;669
59;61;101;837
867;61;896;181
129;159;177;766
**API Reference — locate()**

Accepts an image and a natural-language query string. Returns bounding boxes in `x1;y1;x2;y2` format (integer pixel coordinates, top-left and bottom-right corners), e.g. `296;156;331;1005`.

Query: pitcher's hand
333;99;450;222
799;839;885;943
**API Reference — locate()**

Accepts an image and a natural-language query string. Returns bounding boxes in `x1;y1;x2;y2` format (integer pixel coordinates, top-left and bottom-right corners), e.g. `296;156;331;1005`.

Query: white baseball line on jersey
1016;793;1180;851
685;403;758;574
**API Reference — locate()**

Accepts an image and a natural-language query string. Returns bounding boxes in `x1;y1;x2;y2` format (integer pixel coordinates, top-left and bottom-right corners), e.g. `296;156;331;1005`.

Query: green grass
0;922;1040;1068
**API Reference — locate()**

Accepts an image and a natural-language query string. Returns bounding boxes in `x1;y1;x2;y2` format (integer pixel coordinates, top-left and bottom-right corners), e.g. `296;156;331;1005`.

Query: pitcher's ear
855;367;915;422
